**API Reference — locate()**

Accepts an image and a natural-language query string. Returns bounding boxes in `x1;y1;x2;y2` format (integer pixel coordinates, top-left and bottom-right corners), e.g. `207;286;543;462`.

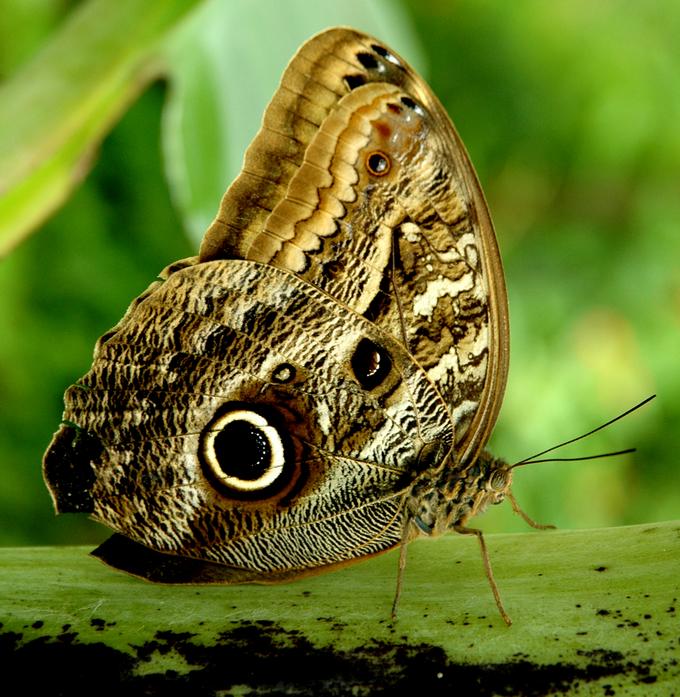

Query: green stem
1;521;678;694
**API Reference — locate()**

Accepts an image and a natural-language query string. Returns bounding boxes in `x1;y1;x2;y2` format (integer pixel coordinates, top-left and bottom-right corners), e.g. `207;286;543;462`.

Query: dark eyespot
272;363;296;384
200;407;294;499
345;74;365;90
351;338;392;390
400;95;426;116
356;52;378;69
365;151;391;176
371;44;401;66
215;420;271;480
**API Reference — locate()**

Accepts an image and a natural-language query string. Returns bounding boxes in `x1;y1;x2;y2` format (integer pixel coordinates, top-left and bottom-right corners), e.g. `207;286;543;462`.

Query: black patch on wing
43;424;102;513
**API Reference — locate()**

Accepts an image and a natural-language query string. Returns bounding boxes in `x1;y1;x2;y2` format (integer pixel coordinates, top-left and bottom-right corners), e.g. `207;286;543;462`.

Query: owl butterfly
44;27;525;624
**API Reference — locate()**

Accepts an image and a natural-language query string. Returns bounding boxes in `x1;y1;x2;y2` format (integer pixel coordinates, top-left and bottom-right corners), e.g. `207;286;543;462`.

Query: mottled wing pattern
201;28;508;466
44;259;453;578
43;28;508;582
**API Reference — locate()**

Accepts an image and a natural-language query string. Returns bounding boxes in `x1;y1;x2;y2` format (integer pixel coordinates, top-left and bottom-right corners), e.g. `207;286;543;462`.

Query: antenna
511;395;655;468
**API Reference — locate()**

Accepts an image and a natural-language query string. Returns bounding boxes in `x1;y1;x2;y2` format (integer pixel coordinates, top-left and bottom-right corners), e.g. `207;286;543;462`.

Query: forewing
200;28;508;467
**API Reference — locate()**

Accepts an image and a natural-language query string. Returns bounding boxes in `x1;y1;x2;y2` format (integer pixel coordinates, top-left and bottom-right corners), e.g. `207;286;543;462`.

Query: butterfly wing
201;28;508;467
44;259;453;580
43;28;507;582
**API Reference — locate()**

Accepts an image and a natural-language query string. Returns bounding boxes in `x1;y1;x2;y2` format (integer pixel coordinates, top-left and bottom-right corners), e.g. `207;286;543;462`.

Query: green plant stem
0;0;201;256
1;521;678;694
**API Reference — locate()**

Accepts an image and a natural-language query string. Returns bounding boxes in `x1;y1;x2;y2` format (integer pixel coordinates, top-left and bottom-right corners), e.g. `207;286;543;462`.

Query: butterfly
44;27;519;624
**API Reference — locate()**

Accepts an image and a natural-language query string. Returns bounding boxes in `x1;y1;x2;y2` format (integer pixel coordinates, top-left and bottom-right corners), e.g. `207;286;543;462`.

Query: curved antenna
515;447;636;468
511;395;655;468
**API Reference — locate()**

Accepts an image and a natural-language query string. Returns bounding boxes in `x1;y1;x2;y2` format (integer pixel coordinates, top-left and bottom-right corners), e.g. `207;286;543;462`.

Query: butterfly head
407;450;513;536
467;451;514;518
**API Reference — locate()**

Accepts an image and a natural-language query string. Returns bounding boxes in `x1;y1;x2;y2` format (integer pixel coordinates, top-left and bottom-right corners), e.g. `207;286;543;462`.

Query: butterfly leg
506;490;556;530
453;524;512;626
391;521;413;621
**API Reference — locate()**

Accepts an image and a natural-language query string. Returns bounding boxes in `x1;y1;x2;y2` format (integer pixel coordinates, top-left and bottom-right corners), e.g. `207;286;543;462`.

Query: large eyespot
351;338;392;390
365;150;391;177
200;407;295;499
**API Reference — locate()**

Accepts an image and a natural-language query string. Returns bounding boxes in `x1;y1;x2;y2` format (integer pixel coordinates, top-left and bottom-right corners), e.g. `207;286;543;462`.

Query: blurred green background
0;0;677;548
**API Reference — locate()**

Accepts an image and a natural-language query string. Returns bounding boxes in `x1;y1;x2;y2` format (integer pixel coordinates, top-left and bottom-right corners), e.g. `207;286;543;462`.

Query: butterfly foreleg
506;490;556;530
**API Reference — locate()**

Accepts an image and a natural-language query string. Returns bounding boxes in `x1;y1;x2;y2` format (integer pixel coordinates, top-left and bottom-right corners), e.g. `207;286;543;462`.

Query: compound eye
201;408;290;497
489;469;509;493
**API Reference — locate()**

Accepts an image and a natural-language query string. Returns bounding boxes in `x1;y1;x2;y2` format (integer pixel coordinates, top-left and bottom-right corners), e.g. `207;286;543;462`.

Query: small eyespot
400;95;426;116
351;338;392;390
371;44;401;66
344;74;365;90
272;363;296;384
365;151;391;177
200;407;294;498
356;52;378;70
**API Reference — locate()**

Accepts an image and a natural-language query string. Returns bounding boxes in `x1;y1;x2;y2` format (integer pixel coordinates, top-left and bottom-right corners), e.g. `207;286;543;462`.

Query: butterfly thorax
406;451;512;537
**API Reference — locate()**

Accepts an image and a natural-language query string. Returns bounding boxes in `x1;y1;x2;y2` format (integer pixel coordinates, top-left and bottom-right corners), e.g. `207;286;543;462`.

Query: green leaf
0;0;202;256
1;522;678;693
